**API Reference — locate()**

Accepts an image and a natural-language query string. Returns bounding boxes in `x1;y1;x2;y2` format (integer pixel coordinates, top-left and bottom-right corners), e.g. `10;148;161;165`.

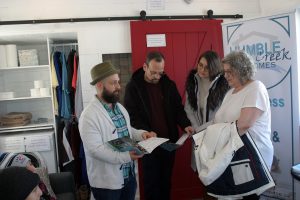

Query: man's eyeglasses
107;80;120;87
148;70;165;77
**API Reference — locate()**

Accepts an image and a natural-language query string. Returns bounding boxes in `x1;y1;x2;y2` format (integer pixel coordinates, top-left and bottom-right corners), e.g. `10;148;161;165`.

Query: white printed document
138;137;169;153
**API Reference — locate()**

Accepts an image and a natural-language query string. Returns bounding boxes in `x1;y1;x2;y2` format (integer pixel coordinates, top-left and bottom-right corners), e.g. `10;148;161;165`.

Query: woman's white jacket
193;122;244;185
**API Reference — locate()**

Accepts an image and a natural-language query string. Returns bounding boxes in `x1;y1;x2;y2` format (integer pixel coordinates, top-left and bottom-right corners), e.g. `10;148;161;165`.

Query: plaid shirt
101;101;133;179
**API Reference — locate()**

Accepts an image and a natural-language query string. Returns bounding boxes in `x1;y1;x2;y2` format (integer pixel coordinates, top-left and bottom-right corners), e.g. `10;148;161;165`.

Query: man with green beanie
79;62;156;200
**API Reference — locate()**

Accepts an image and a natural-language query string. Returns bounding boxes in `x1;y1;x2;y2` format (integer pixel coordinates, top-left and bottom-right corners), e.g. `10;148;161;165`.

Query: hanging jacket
61;52;71;119
53;52;63;116
193;122;275;199
67;50;76;114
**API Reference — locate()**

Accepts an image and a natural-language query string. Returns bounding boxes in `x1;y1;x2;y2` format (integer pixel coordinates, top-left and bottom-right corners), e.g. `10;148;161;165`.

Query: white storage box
0;92;15;99
18;49;39;66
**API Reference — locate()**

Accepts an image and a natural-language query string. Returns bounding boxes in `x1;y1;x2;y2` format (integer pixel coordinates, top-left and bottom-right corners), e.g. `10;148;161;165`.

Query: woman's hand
184;126;195;136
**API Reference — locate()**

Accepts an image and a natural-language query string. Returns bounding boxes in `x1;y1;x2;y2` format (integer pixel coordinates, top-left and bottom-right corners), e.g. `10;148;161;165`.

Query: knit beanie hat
0;166;40;200
10;154;31;167
90;62;119;85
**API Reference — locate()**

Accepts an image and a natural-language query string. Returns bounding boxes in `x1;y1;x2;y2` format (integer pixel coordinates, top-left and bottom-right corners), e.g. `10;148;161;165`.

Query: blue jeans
91;173;137;200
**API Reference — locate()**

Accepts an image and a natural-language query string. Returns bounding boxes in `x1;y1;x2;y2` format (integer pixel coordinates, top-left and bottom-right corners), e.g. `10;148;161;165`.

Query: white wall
0;0;299;21
259;0;300;16
77;21;132;105
0;0;261;21
0;0;299;105
1;3;298;197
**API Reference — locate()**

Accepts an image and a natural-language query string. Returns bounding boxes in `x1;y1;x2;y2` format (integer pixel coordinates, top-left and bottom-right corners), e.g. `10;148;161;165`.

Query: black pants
142;147;175;200
243;194;260;200
91;175;137;200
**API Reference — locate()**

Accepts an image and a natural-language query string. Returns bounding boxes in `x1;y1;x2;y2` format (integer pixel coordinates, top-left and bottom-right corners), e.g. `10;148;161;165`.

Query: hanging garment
75;63;83;119
50;52;59;115
53;52;63;116
67;50;76;115
72;53;78;91
61;52;71;119
66;50;75;91
56;116;69;169
67;118;82;185
62;121;74;167
71;52;78;116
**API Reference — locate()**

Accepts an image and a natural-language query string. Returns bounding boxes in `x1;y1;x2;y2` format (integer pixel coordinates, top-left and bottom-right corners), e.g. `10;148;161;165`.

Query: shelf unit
0;122;54;133
0;96;51;102
0;64;49;70
0;32;78;173
0;33;77;131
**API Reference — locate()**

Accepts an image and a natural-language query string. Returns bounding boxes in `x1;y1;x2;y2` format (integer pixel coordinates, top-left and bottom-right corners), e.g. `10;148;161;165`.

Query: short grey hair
222;51;256;85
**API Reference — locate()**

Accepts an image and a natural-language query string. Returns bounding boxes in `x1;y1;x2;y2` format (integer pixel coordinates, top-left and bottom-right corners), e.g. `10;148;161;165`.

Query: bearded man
79;62;156;200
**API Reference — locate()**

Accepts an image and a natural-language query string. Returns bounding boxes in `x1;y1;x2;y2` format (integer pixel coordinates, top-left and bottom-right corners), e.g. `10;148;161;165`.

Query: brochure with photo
107;136;169;155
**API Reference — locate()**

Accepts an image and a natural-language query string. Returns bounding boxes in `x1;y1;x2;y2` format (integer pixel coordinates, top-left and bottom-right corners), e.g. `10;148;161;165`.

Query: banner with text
222;11;299;200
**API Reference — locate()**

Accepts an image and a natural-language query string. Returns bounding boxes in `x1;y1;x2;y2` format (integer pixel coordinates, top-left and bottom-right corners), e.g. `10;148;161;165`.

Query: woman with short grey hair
222;51;256;85
214;50;273;200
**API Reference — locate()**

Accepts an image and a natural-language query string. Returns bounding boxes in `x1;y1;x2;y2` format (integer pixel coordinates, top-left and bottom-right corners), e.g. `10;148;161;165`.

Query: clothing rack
51;43;78;47
52;43;78;51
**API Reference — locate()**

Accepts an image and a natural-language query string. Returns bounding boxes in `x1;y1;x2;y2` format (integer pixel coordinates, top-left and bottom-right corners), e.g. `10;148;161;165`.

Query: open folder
159;121;213;152
160;133;190;151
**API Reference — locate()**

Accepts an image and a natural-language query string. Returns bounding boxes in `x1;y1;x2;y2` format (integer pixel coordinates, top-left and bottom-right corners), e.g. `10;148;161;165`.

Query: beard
150;78;159;84
102;87;120;104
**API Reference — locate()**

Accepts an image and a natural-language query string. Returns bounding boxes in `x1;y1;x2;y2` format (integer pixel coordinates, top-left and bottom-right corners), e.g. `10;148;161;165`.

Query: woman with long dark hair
185;50;230;199
185;50;229;132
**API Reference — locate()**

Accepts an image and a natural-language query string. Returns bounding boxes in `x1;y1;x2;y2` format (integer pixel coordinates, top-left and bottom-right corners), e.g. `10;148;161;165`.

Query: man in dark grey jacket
124;51;194;200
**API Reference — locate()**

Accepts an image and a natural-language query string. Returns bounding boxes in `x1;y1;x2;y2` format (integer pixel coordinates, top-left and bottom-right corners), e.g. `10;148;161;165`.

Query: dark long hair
186;50;228;111
198;50;223;81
